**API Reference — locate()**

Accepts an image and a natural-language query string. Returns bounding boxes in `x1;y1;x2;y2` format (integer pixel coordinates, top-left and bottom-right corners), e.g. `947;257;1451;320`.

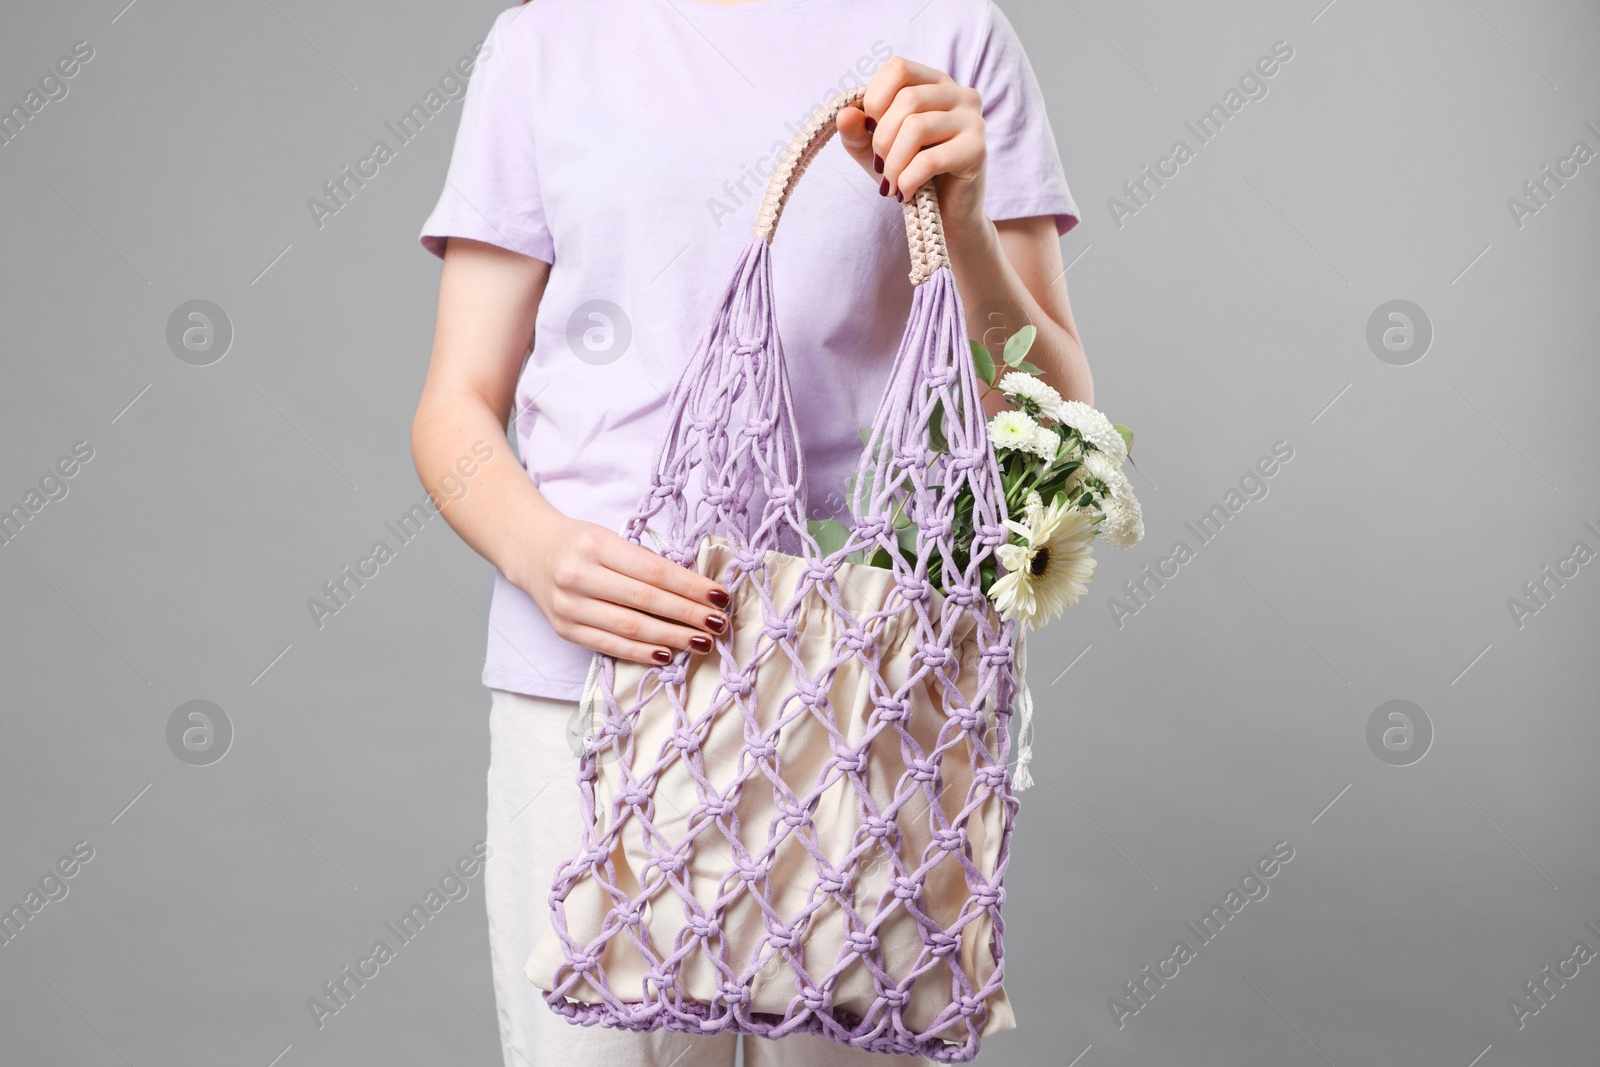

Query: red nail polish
652;648;672;664
706;613;727;634
708;588;730;609
895;190;904;203
879;178;890;197
865;116;877;134
873;154;883;174
689;635;713;654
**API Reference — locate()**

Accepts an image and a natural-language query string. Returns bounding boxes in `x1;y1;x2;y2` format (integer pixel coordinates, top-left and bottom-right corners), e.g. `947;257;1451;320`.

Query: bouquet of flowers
810;325;1144;632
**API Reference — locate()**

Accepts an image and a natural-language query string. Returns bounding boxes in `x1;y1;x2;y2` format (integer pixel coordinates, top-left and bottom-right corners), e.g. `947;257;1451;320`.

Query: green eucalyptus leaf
867;546;894;569
928;401;947;453
1003;324;1037;367
858;426;874;445
895;520;920;554
970;339;996;386
808;518;851;557
1015;360;1044;375
1113;423;1134;456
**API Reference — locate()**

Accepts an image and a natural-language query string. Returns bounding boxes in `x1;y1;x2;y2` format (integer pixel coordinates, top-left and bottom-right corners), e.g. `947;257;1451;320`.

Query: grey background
2;0;1597;1065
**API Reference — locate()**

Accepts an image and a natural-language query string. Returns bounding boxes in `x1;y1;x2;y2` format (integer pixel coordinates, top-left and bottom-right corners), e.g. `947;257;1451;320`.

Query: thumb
835;106;879;180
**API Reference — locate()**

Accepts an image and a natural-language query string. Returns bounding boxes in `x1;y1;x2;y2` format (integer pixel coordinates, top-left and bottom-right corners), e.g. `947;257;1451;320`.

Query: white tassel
1011;627;1036;792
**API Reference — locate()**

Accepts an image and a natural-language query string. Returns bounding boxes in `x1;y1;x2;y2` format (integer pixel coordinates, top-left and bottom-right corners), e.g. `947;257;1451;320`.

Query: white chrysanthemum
1056;400;1126;463
990;492;1097;630
1081;451;1132;502
1099;493;1144;550
998;372;1063;412
987;410;1042;453
1023;423;1061;462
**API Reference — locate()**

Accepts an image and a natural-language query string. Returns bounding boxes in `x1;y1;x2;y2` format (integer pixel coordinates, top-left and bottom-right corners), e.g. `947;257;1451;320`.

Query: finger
868;81;966;186
560;622;677;668
572;600;716;656
862;56;948;129
578;566;729;635
836;105;877;177
881;110;967;198
595;537;729;608
893;132;985;201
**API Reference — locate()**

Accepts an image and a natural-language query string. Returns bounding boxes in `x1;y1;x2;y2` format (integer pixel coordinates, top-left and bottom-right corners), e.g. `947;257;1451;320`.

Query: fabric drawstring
1010;627;1035;792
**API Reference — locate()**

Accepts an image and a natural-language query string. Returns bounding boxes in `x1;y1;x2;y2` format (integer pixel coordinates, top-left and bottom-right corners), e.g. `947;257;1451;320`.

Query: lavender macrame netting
533;89;1028;1062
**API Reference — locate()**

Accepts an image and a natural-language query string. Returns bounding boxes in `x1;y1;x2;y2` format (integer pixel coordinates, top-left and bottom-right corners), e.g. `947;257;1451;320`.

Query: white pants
485;688;930;1067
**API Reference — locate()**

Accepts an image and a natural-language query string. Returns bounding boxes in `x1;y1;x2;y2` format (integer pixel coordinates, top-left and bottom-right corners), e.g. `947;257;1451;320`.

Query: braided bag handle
543;87;1023;1063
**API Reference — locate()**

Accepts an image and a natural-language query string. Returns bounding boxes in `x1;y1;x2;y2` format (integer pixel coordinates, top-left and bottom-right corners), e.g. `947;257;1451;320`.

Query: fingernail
895;190;904;203
864;116;877;133
879;178;890;197
705;613;727;634
873;153;883;174
652;648;672;664
708;588;730;609
689;635;713;654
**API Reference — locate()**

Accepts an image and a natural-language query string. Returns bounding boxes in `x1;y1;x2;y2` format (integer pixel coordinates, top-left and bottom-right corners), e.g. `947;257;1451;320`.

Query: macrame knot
718;981;751;1007
762;619;800;643
880;986;910;1008
803;557;835;583
766;482;796;507
766;923;800;949
946;582;981;607
916;641;952;668
953;703;985;731
947;445;984;471
657;661;689;686
653;851;687;876
699;793;729;817
569;953;598;974
908;758;939;782
977;764;1009;789
981;642;1013;667
778;800;808;828
616;904;645;928
890;876;921;901
957;993;986;1017
934;827;966;852
875;697;909;722
724;674;754;698
893;444;922;470
862;814;895;839
686;912;718;939
857;516;892;540
832;745;867;774
795;679;827;707
671;730;700;753
618;785;652;808
840;625;871;652
800;986;829;1012
898;577;931;602
737;858;770;884
972;883;1003;909
928;930;961;957
974;522;1009;549
742;414;776;438
816;868;849;895
846;930;879;955
750;735;780;761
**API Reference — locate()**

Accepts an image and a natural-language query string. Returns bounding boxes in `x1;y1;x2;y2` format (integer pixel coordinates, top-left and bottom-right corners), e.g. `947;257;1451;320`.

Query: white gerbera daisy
1056;400;1126;463
990;492;1097;630
1099;493;1144;549
997;372;1063;413
987;410;1042;453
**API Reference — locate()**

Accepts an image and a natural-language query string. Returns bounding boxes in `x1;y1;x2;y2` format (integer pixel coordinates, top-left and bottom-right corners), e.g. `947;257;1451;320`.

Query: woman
412;0;1089;1063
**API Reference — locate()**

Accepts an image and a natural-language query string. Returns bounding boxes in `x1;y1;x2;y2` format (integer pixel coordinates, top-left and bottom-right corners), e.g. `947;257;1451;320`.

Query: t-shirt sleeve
967;1;1080;236
418;7;553;262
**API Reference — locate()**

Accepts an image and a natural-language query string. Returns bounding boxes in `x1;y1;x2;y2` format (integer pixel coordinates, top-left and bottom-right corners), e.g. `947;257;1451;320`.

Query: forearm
943;215;1093;411
411;387;564;592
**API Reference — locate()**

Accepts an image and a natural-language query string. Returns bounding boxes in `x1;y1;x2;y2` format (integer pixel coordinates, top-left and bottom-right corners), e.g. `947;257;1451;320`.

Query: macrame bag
526;88;1034;1063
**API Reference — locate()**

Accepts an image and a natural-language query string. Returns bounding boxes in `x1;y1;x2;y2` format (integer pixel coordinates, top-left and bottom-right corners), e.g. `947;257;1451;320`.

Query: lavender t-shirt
419;0;1079;700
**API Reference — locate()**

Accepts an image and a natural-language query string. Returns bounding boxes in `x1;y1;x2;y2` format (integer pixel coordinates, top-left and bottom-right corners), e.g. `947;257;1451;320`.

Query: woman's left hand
837;56;989;244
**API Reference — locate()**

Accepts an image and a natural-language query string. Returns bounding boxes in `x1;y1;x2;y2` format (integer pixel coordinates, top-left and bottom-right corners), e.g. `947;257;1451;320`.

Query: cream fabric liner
526;537;1013;1043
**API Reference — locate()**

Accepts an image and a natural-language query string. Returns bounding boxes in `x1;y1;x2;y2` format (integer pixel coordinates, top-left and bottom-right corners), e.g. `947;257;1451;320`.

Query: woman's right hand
519;514;731;666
